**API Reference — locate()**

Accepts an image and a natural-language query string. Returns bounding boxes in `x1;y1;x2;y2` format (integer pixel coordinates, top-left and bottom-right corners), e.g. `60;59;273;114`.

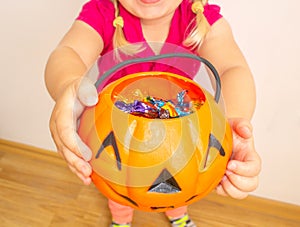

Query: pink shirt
77;0;222;88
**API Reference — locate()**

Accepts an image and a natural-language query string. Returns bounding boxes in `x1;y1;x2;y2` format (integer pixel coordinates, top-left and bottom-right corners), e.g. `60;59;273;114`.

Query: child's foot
110;222;131;227
169;214;196;227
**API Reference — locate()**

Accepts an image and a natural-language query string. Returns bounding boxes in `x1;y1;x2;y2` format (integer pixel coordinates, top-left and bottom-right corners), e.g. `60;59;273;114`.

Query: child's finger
54;100;92;161
57;121;92;161
49;118;92;184
226;171;259;192
215;184;228;197
77;77;98;106
227;151;261;177
62;144;93;178
68;163;92;185
229;118;253;139
220;176;249;199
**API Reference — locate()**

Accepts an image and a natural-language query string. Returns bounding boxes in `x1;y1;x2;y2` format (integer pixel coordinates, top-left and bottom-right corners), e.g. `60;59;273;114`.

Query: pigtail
112;0;143;60
183;0;210;52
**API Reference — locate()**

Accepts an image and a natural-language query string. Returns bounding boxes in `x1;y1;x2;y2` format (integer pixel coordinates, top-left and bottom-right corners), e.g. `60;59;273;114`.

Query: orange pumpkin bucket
78;54;233;212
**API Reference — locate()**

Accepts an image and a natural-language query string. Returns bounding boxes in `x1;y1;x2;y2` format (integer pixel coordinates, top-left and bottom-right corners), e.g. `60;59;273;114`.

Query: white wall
0;1;299;206
0;0;85;149
213;0;300;205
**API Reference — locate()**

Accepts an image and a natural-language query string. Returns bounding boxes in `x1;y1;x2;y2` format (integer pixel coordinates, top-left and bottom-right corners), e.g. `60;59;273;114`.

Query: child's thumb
77;77;98;106
229;118;253;139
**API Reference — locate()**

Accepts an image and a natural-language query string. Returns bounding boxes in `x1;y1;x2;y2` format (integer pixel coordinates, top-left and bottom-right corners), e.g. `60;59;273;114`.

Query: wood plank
0;139;299;226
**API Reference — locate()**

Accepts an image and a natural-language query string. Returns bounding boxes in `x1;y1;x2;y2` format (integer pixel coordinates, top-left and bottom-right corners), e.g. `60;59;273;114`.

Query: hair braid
183;0;210;52
112;0;143;59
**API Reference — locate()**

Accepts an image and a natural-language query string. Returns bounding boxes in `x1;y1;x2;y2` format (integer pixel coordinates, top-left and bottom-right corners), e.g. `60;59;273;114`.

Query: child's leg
165;206;188;219
108;199;134;224
165;206;196;227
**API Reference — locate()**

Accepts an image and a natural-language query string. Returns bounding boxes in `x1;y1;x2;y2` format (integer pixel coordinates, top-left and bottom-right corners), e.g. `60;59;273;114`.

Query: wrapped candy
115;90;202;119
131;100;159;118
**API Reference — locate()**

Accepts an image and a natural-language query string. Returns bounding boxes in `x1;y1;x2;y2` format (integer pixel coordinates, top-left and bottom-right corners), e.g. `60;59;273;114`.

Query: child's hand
49;77;98;185
216;118;261;199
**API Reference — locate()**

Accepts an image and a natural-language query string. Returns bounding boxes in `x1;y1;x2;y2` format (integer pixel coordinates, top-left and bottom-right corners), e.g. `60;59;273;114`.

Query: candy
161;102;178;118
177;90;187;106
115;101;133;113
115;90;201;119
131;100;159;118
159;108;170;119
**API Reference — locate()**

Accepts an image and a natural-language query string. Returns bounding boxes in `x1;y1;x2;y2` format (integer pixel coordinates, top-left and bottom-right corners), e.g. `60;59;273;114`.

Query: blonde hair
112;0;143;59
112;0;210;57
183;0;210;52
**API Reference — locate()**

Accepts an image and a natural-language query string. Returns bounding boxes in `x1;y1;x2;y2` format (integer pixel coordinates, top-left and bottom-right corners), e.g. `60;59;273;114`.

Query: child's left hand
216;118;261;199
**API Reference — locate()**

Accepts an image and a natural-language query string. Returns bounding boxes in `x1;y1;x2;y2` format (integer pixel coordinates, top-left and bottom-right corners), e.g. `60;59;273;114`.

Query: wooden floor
1;139;300;227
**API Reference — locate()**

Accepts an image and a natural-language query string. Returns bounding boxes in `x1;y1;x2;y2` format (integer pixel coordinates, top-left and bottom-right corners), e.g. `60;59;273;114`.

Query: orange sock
108;199;134;224
165;206;188;219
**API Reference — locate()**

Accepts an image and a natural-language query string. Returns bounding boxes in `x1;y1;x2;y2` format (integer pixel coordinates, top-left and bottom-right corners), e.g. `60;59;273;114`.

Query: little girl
45;0;261;226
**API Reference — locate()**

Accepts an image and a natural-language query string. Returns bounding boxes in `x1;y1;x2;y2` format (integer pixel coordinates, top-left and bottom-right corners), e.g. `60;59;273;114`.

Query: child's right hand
49;77;98;185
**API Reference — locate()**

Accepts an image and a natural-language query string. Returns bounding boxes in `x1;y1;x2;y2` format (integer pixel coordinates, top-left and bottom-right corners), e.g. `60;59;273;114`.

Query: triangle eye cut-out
148;169;181;194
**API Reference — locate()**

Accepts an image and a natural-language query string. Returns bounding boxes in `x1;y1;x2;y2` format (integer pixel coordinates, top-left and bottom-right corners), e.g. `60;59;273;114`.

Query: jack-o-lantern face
78;72;232;212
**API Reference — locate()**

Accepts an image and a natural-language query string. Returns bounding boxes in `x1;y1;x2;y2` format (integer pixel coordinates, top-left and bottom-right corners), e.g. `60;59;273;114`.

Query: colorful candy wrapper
115;89;201;119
